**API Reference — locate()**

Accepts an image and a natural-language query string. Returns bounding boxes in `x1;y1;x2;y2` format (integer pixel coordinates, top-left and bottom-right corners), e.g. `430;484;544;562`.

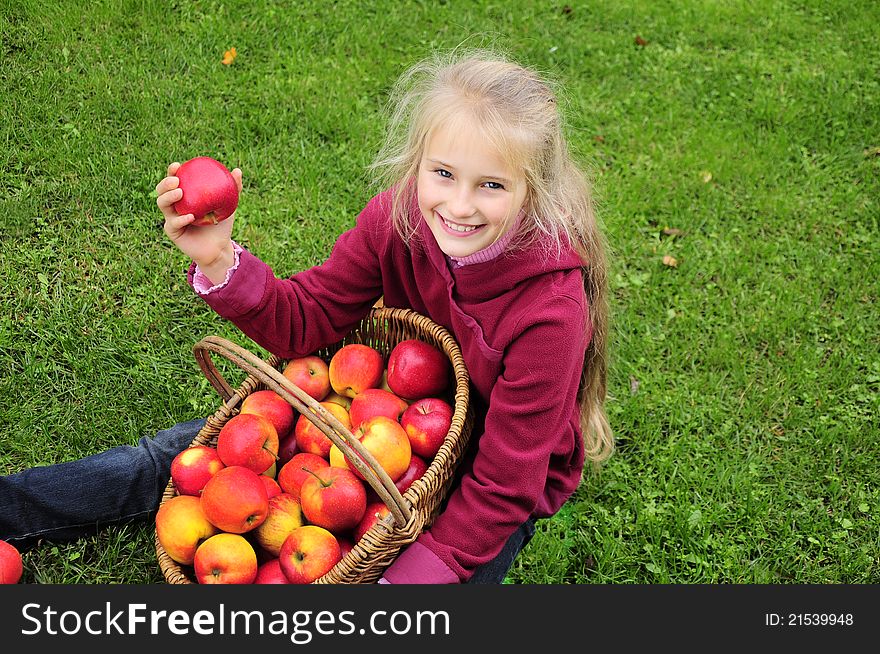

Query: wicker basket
156;307;473;584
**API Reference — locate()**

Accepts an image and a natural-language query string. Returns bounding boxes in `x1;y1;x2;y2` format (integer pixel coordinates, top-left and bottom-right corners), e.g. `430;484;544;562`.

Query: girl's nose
447;187;476;219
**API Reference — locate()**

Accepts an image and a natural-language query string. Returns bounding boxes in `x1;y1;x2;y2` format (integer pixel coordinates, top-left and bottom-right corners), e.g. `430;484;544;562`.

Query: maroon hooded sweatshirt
187;188;589;583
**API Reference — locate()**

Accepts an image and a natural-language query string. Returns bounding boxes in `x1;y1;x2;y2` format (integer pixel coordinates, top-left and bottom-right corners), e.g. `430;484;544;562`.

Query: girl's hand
157;162;243;283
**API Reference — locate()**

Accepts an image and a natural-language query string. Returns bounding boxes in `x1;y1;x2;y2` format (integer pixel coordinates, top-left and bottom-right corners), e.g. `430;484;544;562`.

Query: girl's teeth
443;217;477;232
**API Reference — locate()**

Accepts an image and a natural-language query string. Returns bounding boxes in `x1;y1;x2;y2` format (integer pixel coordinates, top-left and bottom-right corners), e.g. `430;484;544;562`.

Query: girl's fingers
163;213;195;234
155;175;179;197
156;188;183;215
167;162;181;176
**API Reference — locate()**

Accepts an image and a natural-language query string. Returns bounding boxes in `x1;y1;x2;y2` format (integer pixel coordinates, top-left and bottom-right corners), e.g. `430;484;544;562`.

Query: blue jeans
0;418;204;547
0;419;535;583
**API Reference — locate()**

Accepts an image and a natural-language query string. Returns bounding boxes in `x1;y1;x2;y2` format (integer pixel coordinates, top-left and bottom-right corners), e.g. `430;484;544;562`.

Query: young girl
0;49;612;583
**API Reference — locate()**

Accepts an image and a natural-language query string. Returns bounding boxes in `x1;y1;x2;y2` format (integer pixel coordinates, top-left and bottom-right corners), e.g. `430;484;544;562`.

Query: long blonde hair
370;48;614;465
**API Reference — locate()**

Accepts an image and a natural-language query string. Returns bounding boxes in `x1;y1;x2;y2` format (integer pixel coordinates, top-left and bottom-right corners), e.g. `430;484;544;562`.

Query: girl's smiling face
417;122;527;258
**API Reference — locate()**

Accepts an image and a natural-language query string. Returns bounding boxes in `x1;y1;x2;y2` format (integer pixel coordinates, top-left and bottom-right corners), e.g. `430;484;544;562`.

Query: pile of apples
156;338;455;584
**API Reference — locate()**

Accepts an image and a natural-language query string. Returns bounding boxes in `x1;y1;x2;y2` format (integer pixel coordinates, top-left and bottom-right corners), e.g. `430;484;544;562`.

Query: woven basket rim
156;306;473;584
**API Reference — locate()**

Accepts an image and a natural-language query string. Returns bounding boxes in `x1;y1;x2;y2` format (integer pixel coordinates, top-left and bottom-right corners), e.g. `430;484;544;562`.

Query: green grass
1;0;878;584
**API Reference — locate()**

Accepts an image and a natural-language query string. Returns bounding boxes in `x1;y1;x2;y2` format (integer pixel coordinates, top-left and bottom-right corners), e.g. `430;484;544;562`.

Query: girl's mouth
438;213;485;236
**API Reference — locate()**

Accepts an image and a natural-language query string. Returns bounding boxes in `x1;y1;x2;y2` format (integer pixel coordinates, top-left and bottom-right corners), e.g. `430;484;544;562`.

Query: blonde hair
370;48;614;465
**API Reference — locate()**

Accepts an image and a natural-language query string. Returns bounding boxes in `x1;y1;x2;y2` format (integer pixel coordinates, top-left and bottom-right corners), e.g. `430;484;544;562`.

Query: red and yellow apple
253;493;305;557
386;339;450;400
294;401;351;458
173;156;239;226
299;466;367;534
329;344;384;398
400;397;453;460
240;389;296;440
170;445;225;497
0;540;23;584
330;415;411;483
278;525;342;584
349;387;409;429
282;356;332;401
277;452;330;501
216;413;279;474
155;495;219;565
193;533;257;584
200;465;269;534
324;390;353;412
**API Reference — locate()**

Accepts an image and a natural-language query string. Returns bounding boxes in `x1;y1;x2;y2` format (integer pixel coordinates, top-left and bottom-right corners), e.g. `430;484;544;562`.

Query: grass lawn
1;0;878;584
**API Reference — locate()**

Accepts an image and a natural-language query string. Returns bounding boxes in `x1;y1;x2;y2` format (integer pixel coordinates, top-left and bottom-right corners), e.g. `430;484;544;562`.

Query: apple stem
302;466;331;488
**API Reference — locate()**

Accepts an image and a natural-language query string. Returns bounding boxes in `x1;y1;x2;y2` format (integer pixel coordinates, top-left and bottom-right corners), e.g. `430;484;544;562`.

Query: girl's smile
417;121;526;258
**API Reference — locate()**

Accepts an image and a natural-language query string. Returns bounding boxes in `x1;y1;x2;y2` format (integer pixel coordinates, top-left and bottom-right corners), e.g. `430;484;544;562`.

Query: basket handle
192;335;412;527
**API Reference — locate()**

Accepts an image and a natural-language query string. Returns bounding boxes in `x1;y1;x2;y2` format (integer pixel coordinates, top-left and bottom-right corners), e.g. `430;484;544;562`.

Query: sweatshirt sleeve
187;194;387;358
383;295;588;583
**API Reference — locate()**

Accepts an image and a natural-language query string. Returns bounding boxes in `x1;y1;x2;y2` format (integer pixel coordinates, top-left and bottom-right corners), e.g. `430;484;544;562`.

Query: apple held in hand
386;339;451;401
294;401;351;459
348;388;409;429
253;493;304;557
240;390;296;440
0;540;23;584
278;525;342;584
170;445;225;497
282;356;332;401
200;465;269;534
400;397;454;460
299;466;367;534
216;413;279;474
329;344;384;398
173;156;239;226
277;452;330;501
330;415;411;483
194;533;258;584
155;495;219;566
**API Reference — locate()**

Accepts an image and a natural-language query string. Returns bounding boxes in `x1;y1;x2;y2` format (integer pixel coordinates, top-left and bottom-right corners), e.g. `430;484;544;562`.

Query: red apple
299;466;367;534
349;388;409;429
173;156;239;226
365;454;428;505
337;537;354;559
200;465;269;534
240;389;296;440
330;415;411;483
277;432;299;468
155;495;219;566
194;533;257;584
170;445;225;497
278;525;342;584
282;356;331;401
394;453;429;495
253;493;305;557
353;501;392;542
260;475;282;499
277;452;330;501
400;397;453;460
329;344;384;398
386;339;450;400
0;541;23;585
254;558;291;584
216;413;279;474
294;401;351;458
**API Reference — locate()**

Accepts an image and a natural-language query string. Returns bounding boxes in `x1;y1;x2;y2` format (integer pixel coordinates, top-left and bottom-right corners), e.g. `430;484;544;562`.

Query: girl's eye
435;169;452;179
484;181;504;190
